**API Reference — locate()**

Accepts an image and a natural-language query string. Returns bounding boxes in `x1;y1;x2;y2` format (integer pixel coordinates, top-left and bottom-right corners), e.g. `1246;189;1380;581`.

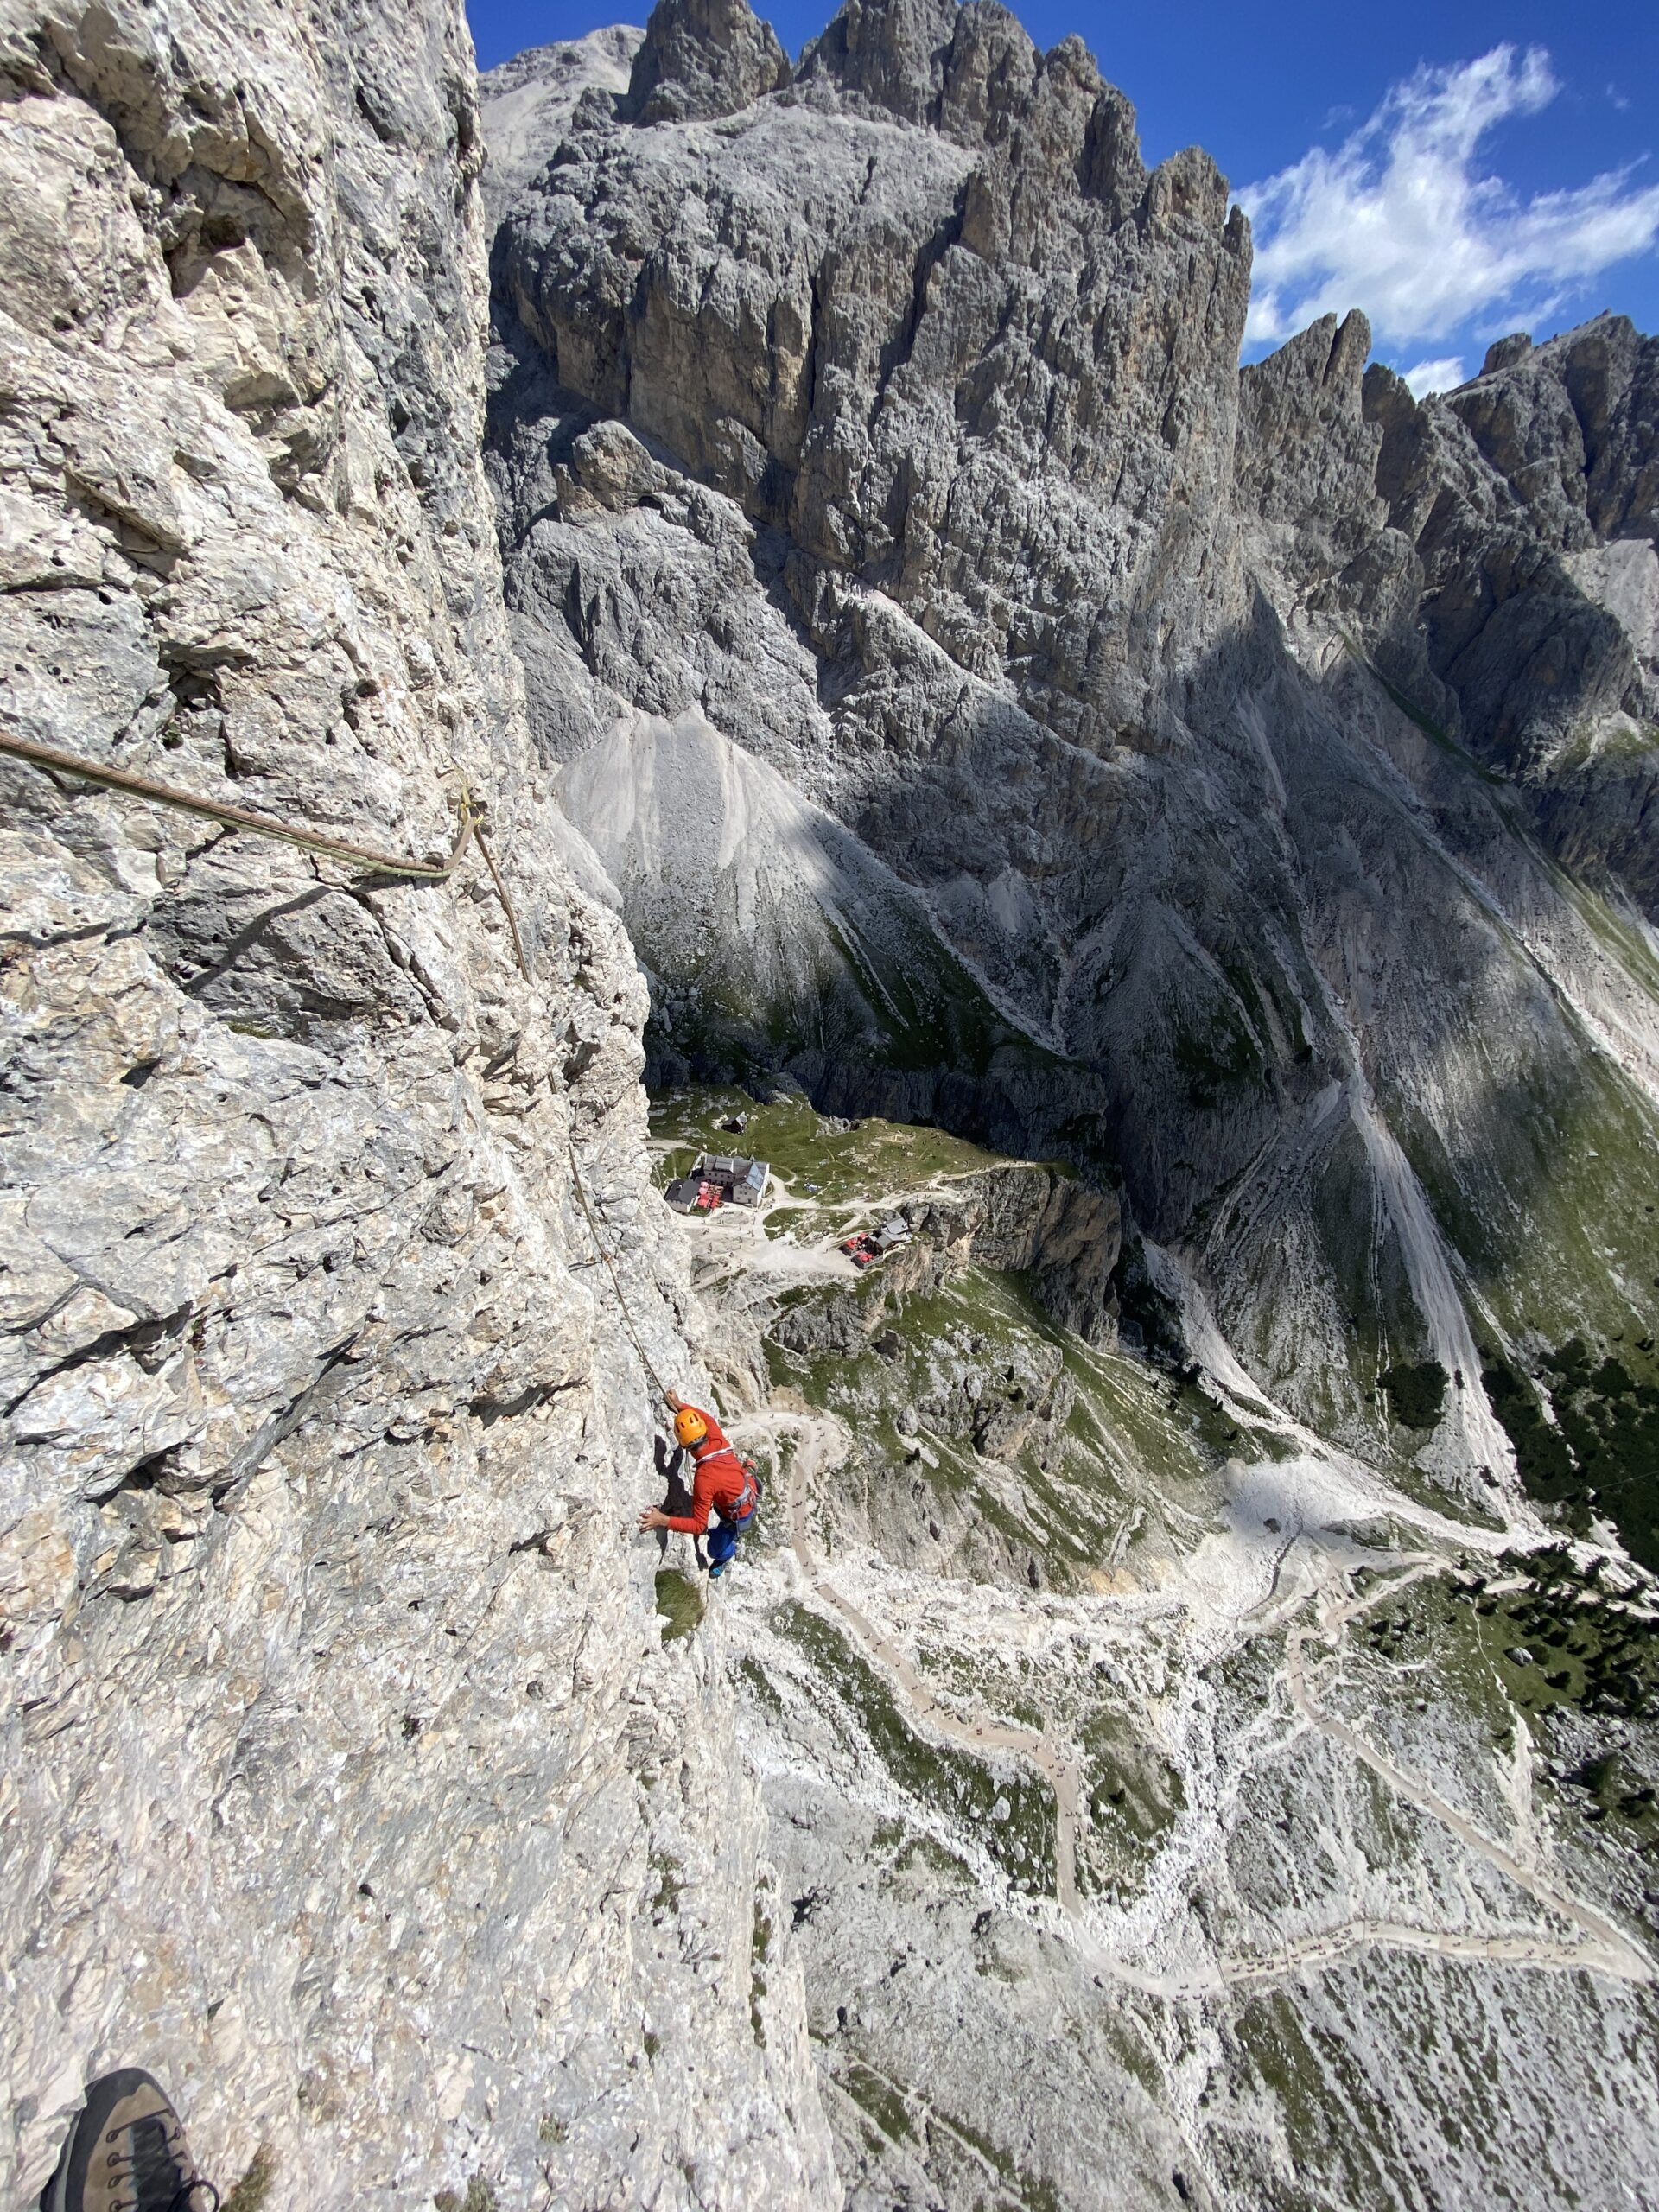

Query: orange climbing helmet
674;1407;709;1448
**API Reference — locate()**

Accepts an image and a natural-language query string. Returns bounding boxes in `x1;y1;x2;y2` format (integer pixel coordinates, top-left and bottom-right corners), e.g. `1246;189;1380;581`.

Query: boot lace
104;2112;220;2212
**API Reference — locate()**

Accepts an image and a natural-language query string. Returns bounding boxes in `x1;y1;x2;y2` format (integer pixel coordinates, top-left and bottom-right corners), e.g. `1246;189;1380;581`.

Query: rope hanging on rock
0;725;534;977
567;1141;671;1402
0;726;475;878
473;817;531;979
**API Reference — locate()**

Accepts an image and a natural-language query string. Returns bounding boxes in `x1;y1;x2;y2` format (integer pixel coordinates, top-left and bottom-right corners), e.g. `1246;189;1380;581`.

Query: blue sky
466;0;1659;392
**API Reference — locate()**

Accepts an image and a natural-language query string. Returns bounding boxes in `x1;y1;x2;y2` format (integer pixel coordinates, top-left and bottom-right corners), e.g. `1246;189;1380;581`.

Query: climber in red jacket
638;1392;760;1577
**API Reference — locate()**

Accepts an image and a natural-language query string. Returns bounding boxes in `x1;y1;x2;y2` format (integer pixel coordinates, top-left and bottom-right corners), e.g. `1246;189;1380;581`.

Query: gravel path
734;1404;1084;1912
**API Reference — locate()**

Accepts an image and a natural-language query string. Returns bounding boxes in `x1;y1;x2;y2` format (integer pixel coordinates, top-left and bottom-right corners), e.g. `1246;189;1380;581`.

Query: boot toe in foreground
42;2068;215;2212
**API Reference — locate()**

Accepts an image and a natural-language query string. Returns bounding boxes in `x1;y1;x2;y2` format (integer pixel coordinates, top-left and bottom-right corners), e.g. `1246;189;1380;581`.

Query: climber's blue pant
706;1499;756;1572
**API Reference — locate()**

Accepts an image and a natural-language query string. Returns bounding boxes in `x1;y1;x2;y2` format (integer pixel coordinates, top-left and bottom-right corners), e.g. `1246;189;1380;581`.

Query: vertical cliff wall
0;3;836;2203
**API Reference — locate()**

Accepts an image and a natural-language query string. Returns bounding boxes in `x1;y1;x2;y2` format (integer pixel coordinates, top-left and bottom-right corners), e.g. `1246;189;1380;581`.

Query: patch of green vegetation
1062;1329;1234;1486
820;908;1008;1077
650;1853;685;1916
649;1086;1007;1212
751;1901;772;2045
1344;636;1501;782
1381;1359;1447;1432
1482;1337;1659;1572
1555;715;1659;771
1236;1991;1401;2209
1573;1748;1659;1838
1361;1554;1658;1765
775;1602;1058;1894
907;1430;980;1503
1224;954;1313;1066
1342;1573;1516;1773
1078;1710;1185;1862
925;2102;1063;2212
893;1828;976;1884
222;2146;277;2212
1481;1355;1575;1502
1376;982;1659;1540
1555;865;1659;1007
1389;1038;1659;1372
762;1333;803;1394
433;2181;498;2212
655;1567;704;1643
537;2116;568;2145
987;1448;1093;1567
1544;1341;1659;1567
1014;1271;1219;1455
737;1652;785;1714
1169;1005;1265;1109
838;2059;917;2145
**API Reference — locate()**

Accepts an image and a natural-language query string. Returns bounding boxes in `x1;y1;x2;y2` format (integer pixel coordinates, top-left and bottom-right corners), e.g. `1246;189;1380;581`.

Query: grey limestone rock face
1357;325;1659;911
1457;315;1659;554
626;0;791;125
493;0;1249;749
1235;308;1416;627
0;3;836;2206
477;22;643;219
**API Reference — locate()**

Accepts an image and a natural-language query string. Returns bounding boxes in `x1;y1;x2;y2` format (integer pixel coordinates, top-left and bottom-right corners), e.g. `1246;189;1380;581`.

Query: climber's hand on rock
638;1506;671;1532
664;1389;685;1412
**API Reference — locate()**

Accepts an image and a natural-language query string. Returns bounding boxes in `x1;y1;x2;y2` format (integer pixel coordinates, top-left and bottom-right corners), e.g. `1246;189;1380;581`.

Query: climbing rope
567;1141;672;1402
1;727;474;877
474;817;531;980
4;733;664;1387
0;726;534;977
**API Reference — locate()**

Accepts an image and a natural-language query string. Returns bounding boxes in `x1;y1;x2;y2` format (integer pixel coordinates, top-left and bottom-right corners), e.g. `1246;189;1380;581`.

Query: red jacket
663;1410;755;1533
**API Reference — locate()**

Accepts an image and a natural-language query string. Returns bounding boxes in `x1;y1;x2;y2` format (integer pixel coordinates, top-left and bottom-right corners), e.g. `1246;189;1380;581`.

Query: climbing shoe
708;1558;728;1580
41;2068;219;2212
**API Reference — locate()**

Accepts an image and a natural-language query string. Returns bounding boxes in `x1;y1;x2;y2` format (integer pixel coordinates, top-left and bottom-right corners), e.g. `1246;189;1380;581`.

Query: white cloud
1401;356;1467;398
1240;45;1659;351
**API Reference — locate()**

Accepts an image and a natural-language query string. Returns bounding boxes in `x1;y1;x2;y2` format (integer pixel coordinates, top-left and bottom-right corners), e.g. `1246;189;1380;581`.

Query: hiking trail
734;1404;1084;1913
731;1405;1655;1994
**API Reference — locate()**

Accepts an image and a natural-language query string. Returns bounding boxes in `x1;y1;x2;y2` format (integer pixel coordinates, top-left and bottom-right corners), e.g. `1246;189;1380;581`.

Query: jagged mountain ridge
483;0;1659;1519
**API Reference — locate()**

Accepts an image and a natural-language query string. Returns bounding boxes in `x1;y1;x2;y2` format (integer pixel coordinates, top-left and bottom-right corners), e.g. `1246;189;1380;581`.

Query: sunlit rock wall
0;3;836;2203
